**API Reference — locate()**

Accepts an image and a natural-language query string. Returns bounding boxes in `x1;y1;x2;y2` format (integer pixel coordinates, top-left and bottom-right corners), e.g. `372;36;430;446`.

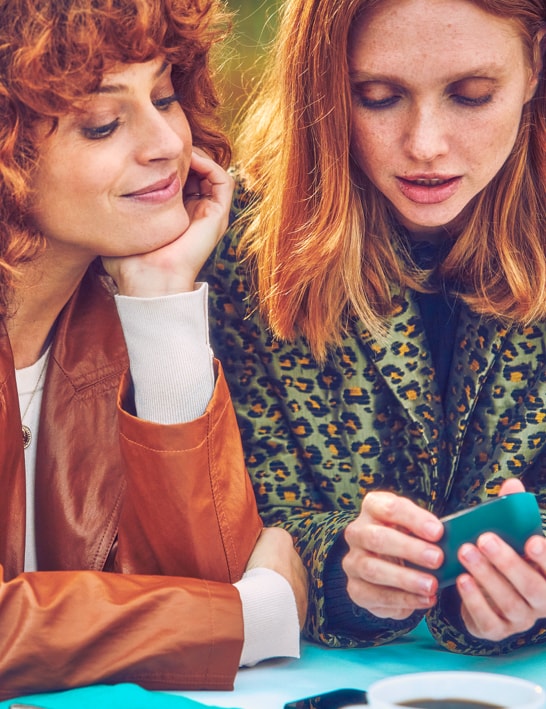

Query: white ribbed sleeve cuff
234;568;301;667
114;283;214;424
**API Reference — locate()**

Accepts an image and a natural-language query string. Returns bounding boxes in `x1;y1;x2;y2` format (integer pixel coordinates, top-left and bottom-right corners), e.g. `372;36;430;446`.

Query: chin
399;210;463;233
142;215;191;249
167;210;190;237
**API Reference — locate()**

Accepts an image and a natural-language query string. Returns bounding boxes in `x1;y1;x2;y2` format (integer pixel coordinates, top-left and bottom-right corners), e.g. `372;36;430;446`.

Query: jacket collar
0;270;128;577
0;324;26;578
354;288;509;473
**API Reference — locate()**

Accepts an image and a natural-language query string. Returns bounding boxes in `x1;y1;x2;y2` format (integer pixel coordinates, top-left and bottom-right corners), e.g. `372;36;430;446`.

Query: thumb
498;478;525;496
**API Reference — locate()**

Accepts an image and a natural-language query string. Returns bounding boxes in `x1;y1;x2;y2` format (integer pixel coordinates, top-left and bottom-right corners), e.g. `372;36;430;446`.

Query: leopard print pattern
202;183;546;654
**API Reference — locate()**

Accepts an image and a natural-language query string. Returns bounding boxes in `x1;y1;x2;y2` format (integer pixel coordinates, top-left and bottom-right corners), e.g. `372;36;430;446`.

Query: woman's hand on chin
102;149;234;297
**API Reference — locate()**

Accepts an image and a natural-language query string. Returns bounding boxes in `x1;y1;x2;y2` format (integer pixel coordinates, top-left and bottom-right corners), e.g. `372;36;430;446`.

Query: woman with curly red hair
0;0;306;700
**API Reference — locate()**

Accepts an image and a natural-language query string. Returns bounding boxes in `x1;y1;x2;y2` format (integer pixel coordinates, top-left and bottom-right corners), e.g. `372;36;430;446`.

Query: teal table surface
179;620;546;708
2;621;545;709
0;683;227;709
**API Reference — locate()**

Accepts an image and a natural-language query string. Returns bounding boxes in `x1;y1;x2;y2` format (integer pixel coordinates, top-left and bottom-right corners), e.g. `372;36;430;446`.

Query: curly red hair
0;0;230;313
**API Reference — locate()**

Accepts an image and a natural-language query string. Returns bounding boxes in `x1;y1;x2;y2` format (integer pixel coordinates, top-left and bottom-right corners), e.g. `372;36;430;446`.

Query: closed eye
153;94;181;111
356;94;402;109
452;93;493;107
81;118;120;140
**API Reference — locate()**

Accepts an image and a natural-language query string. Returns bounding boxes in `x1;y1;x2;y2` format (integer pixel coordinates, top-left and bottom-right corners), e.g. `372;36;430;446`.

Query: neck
403;223;453;244
6;249;92;369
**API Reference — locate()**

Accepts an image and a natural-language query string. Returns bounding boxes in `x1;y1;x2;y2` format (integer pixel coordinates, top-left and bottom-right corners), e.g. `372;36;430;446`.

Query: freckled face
30;58;192;261
348;0;539;237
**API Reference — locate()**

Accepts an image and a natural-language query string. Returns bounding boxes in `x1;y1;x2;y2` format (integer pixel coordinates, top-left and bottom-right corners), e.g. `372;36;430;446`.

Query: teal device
430;492;543;588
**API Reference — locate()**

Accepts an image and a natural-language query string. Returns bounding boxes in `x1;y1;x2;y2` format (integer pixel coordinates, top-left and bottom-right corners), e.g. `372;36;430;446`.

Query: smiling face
348;0;539;239
29;57;192;262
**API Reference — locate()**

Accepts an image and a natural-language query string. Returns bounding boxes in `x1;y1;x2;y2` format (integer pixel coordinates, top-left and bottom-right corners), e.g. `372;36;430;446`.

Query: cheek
30;162;106;237
470;111;523;179
35;145;100;201
351;121;389;178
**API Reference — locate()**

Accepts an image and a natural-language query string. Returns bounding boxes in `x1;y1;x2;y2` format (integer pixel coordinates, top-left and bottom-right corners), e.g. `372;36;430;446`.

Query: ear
525;28;544;102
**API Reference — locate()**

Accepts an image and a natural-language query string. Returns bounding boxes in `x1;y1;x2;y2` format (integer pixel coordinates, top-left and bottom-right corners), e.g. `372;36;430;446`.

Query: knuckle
366;490;397;514
345;577;358;596
341;551;357;576
344;520;359;546
359;556;383;583
346;578;366;606
365;524;385;552
522;578;546;608
476;621;500;640
506;608;534;633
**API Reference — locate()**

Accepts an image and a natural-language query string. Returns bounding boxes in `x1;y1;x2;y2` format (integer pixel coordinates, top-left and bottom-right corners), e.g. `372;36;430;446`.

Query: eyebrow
95;60;170;94
349;65;504;85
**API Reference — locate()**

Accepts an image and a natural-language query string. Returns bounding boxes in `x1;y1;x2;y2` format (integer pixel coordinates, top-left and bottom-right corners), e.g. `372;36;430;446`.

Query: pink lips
396;175;461;204
123;173;181;204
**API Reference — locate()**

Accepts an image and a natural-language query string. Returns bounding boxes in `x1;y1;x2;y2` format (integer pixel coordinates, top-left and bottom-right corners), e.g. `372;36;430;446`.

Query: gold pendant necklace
20;354;49;450
22;423;32;449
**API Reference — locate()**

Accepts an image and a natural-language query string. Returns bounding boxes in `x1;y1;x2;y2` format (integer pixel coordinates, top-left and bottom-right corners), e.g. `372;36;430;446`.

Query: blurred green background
219;0;280;133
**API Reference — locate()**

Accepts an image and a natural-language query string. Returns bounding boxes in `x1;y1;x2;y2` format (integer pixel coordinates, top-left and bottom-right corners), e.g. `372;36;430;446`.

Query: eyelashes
355;93;493;110
80;93;181;141
81;119;120;140
356;95;400;109
153;94;180;110
452;93;492;107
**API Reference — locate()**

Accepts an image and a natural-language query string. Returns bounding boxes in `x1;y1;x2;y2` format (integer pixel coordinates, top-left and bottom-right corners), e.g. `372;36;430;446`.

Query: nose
134;105;187;164
403;102;449;163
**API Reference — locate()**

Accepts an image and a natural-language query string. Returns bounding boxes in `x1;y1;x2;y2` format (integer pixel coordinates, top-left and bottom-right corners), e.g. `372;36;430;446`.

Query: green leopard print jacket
202;191;546;656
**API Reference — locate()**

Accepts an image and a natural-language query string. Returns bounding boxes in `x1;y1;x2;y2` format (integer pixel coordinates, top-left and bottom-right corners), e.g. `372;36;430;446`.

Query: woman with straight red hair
204;0;546;654
0;0;307;700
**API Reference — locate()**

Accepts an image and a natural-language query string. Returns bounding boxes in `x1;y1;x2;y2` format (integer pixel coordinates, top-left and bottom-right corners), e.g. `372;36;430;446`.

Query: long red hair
0;0;230;315
236;0;546;363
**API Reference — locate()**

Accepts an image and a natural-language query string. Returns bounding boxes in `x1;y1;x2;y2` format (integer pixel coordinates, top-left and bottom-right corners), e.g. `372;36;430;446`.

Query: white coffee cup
365;670;545;709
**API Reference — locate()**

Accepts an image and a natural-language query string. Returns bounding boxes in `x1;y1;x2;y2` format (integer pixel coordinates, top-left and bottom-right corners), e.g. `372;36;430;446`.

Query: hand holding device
344;491;444;619
428;492;543;588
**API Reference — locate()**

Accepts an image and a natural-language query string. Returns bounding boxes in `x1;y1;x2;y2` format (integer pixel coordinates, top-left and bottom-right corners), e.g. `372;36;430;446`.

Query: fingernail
478;533;499;553
457;574;474;591
419;576;434;594
528;536;544;557
424;521;443;538
422;548;442;567
459;544;479;563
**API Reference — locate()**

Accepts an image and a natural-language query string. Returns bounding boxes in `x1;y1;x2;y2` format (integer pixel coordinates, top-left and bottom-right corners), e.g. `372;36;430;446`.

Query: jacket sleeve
202;213;418;649
0;565;243;701
114;360;263;583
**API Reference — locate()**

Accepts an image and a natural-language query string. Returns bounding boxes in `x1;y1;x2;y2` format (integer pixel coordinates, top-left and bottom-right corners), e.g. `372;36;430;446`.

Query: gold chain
20;353;49;449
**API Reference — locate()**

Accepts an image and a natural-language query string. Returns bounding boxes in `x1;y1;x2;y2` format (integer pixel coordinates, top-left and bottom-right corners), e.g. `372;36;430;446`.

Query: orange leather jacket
0;270;262;700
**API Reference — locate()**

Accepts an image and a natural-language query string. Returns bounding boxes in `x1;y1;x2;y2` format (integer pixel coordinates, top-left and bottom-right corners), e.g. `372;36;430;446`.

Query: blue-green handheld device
431;492;543;588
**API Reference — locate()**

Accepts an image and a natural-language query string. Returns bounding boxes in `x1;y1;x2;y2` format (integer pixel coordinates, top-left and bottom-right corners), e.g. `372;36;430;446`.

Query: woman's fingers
347;520;443;570
359;491;444;542
342;492;442;619
458;534;546;640
183;150;234;234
